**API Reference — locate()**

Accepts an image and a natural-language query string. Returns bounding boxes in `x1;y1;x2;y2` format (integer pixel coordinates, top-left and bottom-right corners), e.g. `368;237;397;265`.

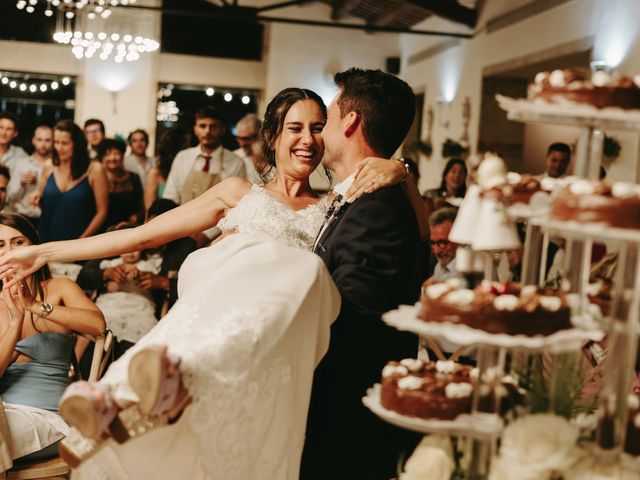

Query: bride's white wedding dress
74;185;340;480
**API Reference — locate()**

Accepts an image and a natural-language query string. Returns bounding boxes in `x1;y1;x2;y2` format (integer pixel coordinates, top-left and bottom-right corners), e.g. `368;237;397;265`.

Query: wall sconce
461;96;471;143
436;97;451;129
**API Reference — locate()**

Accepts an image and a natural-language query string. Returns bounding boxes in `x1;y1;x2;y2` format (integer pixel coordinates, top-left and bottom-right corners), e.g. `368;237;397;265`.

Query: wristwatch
39;302;54;319
399;157;411;182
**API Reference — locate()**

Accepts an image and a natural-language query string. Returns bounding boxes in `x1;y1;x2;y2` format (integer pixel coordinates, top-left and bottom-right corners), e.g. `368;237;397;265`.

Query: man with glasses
429;207;459;280
84;118;106;160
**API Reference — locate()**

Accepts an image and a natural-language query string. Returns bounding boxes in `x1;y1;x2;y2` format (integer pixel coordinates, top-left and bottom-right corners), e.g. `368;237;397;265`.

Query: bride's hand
0;245;46;289
346;157;407;202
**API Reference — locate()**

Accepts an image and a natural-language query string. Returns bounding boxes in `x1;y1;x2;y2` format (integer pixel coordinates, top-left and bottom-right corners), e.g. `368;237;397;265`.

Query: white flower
489;414;581;480
402;436;454;480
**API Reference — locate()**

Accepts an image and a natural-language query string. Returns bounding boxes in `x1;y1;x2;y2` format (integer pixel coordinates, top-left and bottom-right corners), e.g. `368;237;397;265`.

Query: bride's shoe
128;345;189;418
59;381;119;440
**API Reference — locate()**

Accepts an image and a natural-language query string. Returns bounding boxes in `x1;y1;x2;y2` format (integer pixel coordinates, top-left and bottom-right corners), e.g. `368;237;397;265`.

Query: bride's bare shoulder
217;177;253;203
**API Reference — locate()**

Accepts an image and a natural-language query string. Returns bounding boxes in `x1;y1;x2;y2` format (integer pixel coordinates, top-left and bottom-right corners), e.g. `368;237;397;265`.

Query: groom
301;69;423;479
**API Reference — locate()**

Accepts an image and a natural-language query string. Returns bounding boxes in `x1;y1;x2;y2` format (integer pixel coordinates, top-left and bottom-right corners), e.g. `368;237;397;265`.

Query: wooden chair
1;331;113;480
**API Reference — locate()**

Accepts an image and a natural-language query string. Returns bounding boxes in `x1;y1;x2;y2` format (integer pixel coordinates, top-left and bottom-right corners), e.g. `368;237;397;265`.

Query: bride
0;87;417;479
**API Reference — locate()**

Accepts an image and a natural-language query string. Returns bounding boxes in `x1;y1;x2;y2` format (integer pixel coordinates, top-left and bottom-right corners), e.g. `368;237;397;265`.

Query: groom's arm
328;188;411;317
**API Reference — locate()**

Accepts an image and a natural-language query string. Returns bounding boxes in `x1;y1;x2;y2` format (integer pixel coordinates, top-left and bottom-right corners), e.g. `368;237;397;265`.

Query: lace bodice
218;184;330;251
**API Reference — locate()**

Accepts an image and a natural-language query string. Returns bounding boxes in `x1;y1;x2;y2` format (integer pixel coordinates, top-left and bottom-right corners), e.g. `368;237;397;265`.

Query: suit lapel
314;202;352;254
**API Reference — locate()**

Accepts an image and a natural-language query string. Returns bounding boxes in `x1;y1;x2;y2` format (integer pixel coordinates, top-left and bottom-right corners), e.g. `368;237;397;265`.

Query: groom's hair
334;68;415;157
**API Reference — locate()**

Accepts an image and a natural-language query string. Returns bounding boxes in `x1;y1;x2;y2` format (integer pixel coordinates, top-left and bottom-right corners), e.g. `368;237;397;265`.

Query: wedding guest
428;207;459;281
162;106;245;205
99;138;144;229
76;199;195;321
423;157;467;218
0;213;105;463
36;120;108;241
144;127;190;210
6;125;53;225
541;142;571;178
83;119;105;160
233;114;262;184
0;112;27;170
0;166;10;211
124;129;153;183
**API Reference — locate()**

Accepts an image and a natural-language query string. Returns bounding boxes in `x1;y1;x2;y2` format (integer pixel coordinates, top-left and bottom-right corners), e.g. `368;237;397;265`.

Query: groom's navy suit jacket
301;184;423;480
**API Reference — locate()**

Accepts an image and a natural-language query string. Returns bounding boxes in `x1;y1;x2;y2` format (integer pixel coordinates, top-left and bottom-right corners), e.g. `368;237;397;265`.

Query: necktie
201;155;212;173
324;194;343;221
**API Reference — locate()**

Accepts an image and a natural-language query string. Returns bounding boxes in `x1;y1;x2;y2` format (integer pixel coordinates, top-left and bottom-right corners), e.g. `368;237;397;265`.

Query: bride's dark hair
257;88;327;182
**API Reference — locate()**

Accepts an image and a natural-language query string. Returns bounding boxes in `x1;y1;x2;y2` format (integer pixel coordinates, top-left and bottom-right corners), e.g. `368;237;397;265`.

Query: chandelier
16;0;137;18
52;5;159;62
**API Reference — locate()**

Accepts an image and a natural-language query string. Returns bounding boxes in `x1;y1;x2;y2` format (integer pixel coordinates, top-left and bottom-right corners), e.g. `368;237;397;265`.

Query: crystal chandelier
16;0;137;18
53;5;159;62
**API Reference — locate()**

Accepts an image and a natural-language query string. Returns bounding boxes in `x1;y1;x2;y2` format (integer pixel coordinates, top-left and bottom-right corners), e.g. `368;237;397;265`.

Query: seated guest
423;157;467;218
99;138;144;229
36;120;108;241
0;213;104;464
144;127;190;210
6;125;53;226
0;112;27;170
0;166;9;211
93;223;162;356
124;129;153;183
76;199;196;345
428;207;459;281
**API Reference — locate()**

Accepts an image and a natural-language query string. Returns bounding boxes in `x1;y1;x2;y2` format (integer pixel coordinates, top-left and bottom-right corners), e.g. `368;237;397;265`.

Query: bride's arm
0;177;251;284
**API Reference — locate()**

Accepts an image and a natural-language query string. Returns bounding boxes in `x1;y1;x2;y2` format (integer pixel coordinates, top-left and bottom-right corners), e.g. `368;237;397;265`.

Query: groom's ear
342;112;360;138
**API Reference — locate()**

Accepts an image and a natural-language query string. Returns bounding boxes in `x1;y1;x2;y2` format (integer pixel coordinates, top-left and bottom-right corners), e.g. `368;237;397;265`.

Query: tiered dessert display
363;68;640;479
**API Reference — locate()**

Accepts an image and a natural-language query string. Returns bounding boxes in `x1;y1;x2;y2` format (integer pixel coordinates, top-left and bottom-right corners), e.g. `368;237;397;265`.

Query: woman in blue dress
0;214;105;463
35;120;109;242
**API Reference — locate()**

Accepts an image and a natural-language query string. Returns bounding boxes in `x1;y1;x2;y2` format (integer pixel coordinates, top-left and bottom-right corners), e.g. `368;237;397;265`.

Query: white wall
263;3;400;105
401;0;640;191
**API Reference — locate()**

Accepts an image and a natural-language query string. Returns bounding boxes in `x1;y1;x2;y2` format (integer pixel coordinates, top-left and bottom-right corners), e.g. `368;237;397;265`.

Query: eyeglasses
429;239;450;248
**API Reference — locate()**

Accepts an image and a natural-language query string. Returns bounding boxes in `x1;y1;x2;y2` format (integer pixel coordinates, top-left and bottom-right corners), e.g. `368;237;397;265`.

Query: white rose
403;436;454;480
489;414;581;479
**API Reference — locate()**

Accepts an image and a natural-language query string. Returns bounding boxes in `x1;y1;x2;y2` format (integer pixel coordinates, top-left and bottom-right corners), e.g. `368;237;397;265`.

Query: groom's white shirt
313;172;355;251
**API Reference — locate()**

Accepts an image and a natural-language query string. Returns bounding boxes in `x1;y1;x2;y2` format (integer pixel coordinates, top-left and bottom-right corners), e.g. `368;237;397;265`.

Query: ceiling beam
367;0;406;27
257;0;317;13
123;3;473;37
331;0;362;20
406;0;477;28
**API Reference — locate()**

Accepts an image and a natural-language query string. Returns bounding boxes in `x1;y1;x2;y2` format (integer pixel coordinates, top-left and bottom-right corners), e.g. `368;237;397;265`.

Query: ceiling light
224;93;232;102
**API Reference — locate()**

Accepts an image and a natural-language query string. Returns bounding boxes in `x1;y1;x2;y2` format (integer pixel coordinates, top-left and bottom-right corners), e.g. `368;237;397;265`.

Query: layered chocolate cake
551;180;640;229
380;359;473;420
380;359;522;420
420;279;572;336
528;69;640;109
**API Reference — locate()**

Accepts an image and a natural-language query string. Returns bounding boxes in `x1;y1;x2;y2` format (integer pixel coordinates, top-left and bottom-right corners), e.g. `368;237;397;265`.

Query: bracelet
398;157;411;182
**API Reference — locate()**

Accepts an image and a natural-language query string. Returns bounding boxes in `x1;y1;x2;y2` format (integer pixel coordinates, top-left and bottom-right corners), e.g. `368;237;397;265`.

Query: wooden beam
257;0;317;13
331;0;362;20
367;0;406;27
406;0;476;28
